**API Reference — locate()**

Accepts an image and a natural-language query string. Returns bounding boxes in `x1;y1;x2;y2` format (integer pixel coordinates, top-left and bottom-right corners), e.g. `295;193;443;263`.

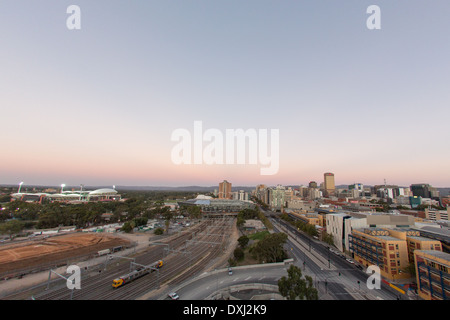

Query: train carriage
112;260;163;288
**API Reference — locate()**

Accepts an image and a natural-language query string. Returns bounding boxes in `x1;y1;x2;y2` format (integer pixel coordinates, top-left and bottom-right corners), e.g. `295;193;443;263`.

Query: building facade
323;172;335;197
414;250;450;300
219;180;232;199
349;228;410;281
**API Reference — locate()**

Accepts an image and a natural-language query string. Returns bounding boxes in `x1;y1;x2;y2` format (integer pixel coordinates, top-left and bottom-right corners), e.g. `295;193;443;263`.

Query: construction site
0;233;131;278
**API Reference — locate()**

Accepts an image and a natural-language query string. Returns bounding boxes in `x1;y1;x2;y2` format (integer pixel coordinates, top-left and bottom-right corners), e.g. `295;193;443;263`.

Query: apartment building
349;228;410;281
414;250;450;300
218;180;232;199
425;208;449;222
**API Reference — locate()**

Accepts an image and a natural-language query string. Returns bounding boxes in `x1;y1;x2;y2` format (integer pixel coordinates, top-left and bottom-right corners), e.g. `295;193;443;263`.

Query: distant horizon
2;2;449;191
2;182;450;190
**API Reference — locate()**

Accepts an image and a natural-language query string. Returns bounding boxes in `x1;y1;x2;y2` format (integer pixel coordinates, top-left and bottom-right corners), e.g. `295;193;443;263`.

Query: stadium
10;188;121;203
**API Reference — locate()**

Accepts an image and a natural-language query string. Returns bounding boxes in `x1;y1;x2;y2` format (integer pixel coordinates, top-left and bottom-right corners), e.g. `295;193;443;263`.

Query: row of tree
0;193;205;237
279;213;318;237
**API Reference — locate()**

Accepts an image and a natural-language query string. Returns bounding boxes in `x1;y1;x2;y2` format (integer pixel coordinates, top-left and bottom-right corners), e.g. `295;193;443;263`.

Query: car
228;268;233;275
346;258;355;264
168;292;179;300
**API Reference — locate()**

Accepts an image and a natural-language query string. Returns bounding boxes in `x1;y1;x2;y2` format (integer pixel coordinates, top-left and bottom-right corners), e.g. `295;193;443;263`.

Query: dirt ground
0;233;130;275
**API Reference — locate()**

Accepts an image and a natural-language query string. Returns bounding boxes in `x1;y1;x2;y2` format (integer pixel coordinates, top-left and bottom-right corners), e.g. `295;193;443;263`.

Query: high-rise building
269;185;286;211
308;181;318;188
255;184;269;204
323;172;335;197
218;180;232;199
410;184;432;198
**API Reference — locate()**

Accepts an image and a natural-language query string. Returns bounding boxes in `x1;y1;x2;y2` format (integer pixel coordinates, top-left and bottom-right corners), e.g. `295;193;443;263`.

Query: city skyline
2;1;450;188
3;175;449;190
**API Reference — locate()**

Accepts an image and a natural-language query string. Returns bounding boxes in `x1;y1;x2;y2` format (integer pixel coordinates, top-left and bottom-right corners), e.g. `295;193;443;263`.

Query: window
395;244;399;250
438;265;448;273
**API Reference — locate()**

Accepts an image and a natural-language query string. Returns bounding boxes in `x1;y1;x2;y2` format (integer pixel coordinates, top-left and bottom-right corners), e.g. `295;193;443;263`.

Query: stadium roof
89;188;118;195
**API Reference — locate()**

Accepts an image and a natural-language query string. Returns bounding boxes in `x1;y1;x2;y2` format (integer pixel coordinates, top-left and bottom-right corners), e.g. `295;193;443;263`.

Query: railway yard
1;217;236;300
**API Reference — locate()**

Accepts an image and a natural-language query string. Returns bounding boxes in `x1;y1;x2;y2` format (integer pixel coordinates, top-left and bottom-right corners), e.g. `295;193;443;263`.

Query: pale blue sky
1;1;449;187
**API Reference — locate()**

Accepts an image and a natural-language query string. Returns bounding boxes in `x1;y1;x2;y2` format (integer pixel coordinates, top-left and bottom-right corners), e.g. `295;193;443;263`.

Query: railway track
96;217;233;300
6;217;235;300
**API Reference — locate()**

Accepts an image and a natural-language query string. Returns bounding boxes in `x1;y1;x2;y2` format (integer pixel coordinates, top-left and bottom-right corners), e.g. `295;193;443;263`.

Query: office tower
219;180;232;199
410;184;432;198
324;172;335;196
308;181;318;188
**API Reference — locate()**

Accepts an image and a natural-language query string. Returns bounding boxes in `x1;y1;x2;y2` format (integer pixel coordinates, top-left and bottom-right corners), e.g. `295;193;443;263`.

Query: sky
1;1;450;188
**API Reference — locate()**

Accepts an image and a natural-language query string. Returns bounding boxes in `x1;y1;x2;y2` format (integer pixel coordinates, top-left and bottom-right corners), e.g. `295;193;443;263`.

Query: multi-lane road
162;263;288;300
269;211;407;300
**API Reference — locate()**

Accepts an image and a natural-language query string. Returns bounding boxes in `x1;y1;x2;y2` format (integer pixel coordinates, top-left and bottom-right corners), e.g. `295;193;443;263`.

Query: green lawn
248;230;270;241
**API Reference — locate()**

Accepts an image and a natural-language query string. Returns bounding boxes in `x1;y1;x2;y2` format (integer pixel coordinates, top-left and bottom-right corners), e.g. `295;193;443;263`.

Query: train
112;260;163;288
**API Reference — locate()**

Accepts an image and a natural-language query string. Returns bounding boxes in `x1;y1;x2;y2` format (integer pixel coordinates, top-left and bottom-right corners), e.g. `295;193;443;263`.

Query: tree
238;235;249;248
134;217;148;228
322;232;334;246
162;210;173;234
236;215;245;228
251;233;288;263
0;219;25;239
121;221;133;233
233;247;244;261
278;265;318;300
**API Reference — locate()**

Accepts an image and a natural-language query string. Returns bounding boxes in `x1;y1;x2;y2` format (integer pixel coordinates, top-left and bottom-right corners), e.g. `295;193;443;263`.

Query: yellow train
112;260;163;288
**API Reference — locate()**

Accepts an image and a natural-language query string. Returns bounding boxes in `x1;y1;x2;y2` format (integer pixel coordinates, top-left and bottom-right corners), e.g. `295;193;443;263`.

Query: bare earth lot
0;233;130;275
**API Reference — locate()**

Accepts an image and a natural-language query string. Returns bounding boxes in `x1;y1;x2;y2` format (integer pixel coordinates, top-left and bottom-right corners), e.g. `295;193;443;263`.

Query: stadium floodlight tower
18;181;24;193
61;184;66;193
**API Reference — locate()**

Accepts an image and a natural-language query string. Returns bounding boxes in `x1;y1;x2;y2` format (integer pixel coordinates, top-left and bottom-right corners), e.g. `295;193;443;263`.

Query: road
268;211;403;300
163;263;288;300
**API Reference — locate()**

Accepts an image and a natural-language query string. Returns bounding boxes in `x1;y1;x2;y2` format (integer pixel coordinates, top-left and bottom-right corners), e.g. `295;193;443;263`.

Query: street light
18;182;24;193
